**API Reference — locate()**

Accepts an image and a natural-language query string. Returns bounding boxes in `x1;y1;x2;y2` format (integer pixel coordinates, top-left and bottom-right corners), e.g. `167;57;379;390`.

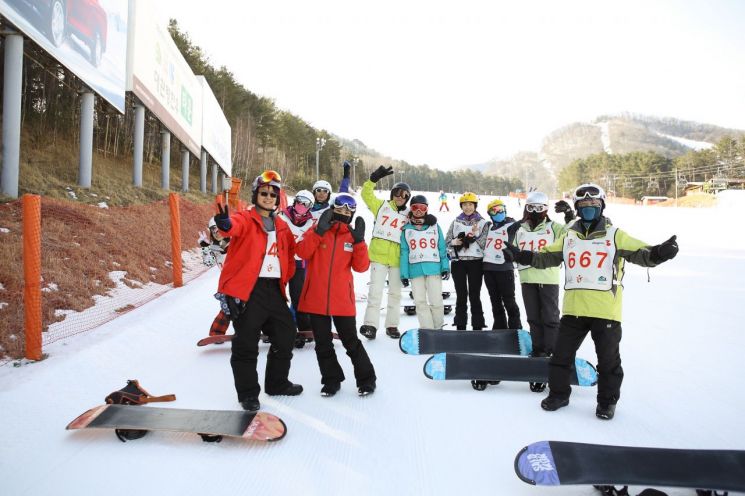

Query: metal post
78;91;95;188
1;32;23;199
315;139;320;182
211;162;218;194
200;150;208;193
674;167;678;207
133;103;145;187
160;128;171;190
181;149;189;192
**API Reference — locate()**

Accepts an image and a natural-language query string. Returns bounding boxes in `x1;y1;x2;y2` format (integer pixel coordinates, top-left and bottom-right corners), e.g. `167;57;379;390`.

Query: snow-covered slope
2;191;744;495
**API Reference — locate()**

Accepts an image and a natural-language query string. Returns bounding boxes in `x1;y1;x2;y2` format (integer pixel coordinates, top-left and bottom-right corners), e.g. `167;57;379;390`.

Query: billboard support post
161;128;171;190
200;150;208;193
1;32;23;199
181;149;189;192
211;162;218;194
133;103;145;187
78;90;95;189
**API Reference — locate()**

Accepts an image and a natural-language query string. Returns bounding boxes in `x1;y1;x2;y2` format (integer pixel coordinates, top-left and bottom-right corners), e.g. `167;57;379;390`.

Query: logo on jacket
598;276;607;282
567;239;576;248
606;240;611;246
576;275;583;283
344;242;353;252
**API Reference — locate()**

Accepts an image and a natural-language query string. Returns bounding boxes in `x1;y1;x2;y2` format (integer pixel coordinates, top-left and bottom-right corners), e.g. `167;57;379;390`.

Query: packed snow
1;190;744;495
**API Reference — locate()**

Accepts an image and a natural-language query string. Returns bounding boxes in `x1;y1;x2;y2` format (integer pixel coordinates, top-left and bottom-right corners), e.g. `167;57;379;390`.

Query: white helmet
572;183;606;203
312;180;332;193
294;189;314;206
526;191;549;205
208;217;217;229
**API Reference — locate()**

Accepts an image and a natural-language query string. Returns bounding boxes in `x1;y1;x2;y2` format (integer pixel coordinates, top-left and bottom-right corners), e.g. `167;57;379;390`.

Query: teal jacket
399;222;450;279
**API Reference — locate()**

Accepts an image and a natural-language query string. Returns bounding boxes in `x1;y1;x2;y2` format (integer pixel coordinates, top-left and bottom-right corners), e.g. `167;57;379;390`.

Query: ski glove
506;244;533;265
441;271;450;281
369;165;394;183
349;217;366;244
198;231;210;247
401;278;410;288
423;214;438;226
555;200;575;223
461;235;474;248
214;203;232;232
316;208;334;236
650;235;678;263
343;160;351;179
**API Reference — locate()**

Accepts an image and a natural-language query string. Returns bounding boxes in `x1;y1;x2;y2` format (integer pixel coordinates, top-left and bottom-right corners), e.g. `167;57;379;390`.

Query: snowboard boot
358;384;376;397
240;397;260;412
260;333;270;344
294;335;306;349
360;325;377;340
386;327;401;339
471;380;488;391
320;383;341;397
541;395;569;411
268;383;303;396
595;403;616;420
530;382;547;393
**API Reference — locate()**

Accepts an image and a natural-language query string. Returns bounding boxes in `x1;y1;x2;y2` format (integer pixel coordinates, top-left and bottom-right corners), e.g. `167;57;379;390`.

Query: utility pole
674;166;678;207
315;137;326;182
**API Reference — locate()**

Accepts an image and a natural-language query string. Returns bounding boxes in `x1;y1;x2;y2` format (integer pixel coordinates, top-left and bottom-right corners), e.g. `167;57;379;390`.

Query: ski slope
2;190;745;496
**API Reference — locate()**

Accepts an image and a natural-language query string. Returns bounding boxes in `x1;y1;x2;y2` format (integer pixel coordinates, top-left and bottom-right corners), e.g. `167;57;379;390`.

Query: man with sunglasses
360;165;412;339
509;191;569;393
212;170;303;412
507;183;679;420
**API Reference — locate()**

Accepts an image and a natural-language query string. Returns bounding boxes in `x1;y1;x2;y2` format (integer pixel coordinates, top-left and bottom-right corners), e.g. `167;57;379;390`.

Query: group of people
202;162;680;421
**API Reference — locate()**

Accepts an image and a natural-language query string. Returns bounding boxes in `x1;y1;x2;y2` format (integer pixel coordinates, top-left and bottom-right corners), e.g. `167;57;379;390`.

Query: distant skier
399;195;450;330
438;190;450;212
507;183;679;420
213;170;303;412
445;192;489;330
296;194;377;397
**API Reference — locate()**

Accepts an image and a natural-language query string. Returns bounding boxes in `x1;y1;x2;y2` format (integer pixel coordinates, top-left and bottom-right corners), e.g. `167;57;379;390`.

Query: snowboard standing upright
514;440;745;493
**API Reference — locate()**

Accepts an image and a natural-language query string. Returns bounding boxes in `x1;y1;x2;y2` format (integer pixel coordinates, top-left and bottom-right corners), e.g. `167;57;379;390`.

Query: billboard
198;76;232;176
0;0;128;113
126;0;202;156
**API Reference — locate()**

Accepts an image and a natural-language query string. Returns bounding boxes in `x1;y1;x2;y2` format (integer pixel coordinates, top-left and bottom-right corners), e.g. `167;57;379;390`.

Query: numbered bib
372;202;409;244
405;226;440;263
280;212;315;261
452;219;487;258
259;230;281;278
563;227;617;291
483;222;514;264
515;222;555;270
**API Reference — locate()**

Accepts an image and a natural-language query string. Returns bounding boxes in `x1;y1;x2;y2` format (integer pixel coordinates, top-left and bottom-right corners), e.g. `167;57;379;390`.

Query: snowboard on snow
197;330;338;347
423;353;597;386
67;404;286;442
400;328;532;356
514;440;745;493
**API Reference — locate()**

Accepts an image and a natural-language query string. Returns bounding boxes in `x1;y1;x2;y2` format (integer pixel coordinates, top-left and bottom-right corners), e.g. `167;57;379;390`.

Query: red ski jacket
296;223;369;316
217;208;296;301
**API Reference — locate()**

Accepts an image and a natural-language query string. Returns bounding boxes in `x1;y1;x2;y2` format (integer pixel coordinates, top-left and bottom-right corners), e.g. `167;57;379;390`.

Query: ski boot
386;327;401;339
321;383;341;397
358;384;375;397
360;325;377;340
596;403;616;420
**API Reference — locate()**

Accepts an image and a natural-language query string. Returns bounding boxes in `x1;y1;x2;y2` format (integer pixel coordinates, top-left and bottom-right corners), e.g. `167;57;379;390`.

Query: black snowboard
515;441;745;493
67;404;286;442
423;353;597;386
399;328;532;356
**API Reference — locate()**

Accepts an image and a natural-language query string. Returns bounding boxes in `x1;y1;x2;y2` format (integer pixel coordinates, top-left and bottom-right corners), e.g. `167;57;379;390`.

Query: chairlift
678;175;688;188
647;177;660;192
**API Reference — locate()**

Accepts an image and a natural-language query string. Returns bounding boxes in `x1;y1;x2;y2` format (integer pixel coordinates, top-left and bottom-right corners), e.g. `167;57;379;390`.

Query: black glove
349;217;366;244
650;235;678;263
370;165;394;183
554;200;572;214
343;160;351;179
316;208;334;236
441;271;450;281
515;250;534;266
461;235;474;248
423;214;437;226
401;278;410;288
455;232;466;251
226;296;246;322
214;203;232;232
503;246;515;263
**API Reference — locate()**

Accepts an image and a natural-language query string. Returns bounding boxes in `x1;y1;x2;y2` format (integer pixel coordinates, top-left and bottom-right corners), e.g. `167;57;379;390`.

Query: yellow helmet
459;192;479;205
487;198;505;212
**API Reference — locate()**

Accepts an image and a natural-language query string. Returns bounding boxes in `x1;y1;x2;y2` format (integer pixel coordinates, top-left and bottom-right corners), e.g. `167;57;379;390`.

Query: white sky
156;0;745;169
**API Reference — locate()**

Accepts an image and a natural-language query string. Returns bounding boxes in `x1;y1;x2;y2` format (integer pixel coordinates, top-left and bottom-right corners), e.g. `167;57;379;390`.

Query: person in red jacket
296;194;377;397
213;170;303;412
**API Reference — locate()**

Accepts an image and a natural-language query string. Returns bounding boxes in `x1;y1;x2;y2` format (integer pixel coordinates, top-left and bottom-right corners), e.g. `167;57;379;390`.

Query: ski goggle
488;206;506;215
333;195;357;212
392;189;410;200
575;197;602;209
294;196;312;208
410;203;428;214
259;170;281;184
526;204;548;213
574;185;603;200
314;188;330;194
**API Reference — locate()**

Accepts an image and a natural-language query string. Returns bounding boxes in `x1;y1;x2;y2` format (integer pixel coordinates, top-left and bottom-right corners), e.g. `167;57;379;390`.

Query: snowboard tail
67;404;286;442
515;441;745;492
399;328;532;356
424;353;597;386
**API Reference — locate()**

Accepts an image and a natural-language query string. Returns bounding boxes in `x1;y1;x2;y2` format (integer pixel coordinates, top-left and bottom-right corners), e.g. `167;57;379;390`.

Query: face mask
294;203;311;215
332;211;352;224
528;211;545;223
490;212;506;223
579;206;601;222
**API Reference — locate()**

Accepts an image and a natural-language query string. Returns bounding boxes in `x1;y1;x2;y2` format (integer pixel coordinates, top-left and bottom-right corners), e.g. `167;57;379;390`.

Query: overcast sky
156;0;745;169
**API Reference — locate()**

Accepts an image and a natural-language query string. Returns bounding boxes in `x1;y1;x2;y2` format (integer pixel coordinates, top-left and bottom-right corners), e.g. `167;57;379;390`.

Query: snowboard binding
529;382;547;393
105;380;176;442
471;380;501;391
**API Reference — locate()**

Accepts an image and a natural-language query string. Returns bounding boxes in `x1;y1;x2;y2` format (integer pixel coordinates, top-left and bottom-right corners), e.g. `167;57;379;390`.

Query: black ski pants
521;283;560;355
309;314;376;388
548;315;623;406
288;262;311;332
452;259;485;330
230;278;298;401
483;270;522;330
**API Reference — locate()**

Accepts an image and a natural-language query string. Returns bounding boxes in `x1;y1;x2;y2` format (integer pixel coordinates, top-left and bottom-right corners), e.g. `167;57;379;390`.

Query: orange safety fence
0;195;218;364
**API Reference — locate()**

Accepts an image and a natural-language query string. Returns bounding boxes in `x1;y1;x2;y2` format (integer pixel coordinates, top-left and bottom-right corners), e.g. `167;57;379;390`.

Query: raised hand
214;203;231;232
370;165;394;183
